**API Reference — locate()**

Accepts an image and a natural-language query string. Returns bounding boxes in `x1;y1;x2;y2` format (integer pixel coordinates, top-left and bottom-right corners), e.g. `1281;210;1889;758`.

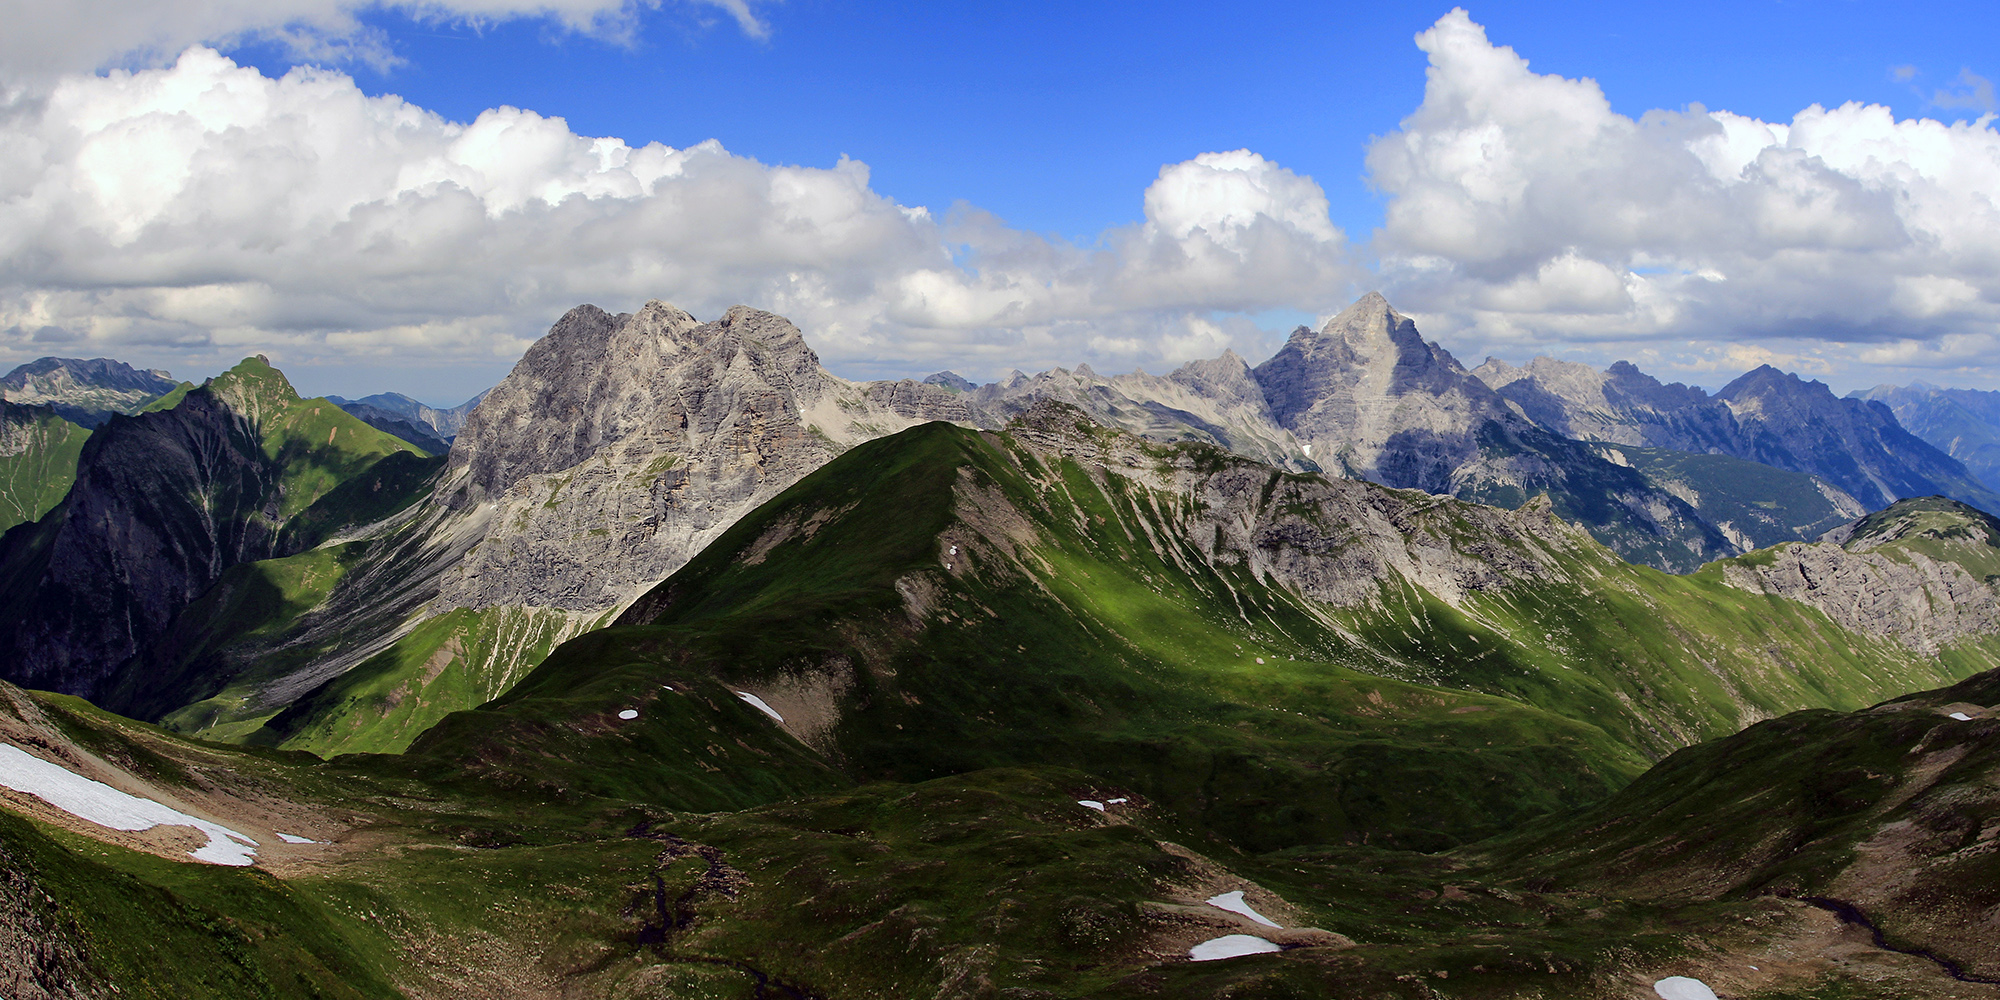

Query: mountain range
326;390;488;455
2;294;1999;997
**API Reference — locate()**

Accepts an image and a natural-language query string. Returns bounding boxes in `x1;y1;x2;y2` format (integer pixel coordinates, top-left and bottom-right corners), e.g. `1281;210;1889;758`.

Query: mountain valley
3;294;2000;998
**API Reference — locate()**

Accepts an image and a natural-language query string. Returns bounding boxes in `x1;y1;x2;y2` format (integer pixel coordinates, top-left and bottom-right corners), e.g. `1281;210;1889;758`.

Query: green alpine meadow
5;304;2000;997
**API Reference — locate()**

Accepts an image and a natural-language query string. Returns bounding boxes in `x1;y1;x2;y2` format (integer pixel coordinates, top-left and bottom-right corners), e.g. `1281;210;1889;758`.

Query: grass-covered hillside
0;400;90;533
408;410;1987;853
1474;670;2000;988
0;357;429;710
6;658;1997;999
5;412;2000;996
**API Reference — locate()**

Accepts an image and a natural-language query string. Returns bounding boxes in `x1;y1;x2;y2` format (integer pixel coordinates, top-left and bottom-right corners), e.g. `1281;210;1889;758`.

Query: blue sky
6;0;2000;402
233;0;2000;246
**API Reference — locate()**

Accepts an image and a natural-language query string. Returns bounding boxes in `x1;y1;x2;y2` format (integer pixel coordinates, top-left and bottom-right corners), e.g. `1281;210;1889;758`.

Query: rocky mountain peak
1;356;181;427
446;302;711;502
1470;356;1524;386
1319;290;1420;351
1168;348;1262;402
922;371;976;393
432;299;969;611
1715;364;1821;407
1248;293;1511;490
1254;293;1476;431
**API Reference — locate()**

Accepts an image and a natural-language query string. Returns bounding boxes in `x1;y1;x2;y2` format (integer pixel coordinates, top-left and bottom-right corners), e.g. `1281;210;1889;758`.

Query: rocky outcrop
1720;498;2000;653
0;357;179;427
1003;400;1599;612
962;352;1306;470
432;302;968;611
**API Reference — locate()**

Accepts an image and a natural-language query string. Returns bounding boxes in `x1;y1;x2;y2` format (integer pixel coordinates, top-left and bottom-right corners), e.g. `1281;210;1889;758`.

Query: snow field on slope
0;743;259;865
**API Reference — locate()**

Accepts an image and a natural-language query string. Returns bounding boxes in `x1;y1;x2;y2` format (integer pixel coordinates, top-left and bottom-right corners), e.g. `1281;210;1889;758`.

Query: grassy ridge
202;357;425;518
262;604;609;757
409;420;1977;854
0;401;89;533
7;420;2000;997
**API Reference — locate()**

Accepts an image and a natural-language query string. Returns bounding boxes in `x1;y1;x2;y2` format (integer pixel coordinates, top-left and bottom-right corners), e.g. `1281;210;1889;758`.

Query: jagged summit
1;355;180;426
433;301;966;611
1473;350;2000;515
1254;291;1477;432
922;371;976;393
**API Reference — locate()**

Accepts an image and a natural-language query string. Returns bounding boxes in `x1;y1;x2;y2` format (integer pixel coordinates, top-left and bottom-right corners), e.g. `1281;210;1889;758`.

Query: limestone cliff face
432;301;967;611
1720;498;2000;653
962;351;1305;470
1253;292;1516;491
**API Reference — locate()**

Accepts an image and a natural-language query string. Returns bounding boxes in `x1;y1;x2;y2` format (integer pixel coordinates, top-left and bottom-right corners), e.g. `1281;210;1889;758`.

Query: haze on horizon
3;0;2000;405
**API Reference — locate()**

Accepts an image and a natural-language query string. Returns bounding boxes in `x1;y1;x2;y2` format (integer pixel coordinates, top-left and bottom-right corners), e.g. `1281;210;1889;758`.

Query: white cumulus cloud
0;48;1354;389
1368;8;2000;386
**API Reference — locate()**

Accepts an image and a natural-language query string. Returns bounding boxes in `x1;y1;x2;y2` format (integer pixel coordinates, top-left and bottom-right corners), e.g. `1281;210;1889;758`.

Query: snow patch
1950;712;1972;721
736;692;785;722
1205;890;1281;928
1189;934;1281;961
1654;976;1719;1000
618;709;640;720
1077;800;1106;811
275;833;322;845
1106;797;1129;804
0;743;259;866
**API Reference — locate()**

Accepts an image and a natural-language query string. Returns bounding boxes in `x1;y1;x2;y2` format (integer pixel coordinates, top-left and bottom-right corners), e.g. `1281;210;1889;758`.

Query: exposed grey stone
1722;500;2000;653
431;301;969;612
0;357;179;427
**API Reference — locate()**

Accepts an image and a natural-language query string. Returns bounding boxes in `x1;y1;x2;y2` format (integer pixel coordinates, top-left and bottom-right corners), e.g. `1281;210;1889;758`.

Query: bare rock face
1004;400;1600;613
433;301;967;611
962;352;1306;470
1473;357;1733;452
1716;366;2000;512
0;357;179;428
1721;498;2000;653
1253;292;1509;490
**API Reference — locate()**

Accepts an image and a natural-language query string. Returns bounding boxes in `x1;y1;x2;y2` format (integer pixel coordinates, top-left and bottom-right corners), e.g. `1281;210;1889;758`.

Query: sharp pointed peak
1320;291;1408;330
